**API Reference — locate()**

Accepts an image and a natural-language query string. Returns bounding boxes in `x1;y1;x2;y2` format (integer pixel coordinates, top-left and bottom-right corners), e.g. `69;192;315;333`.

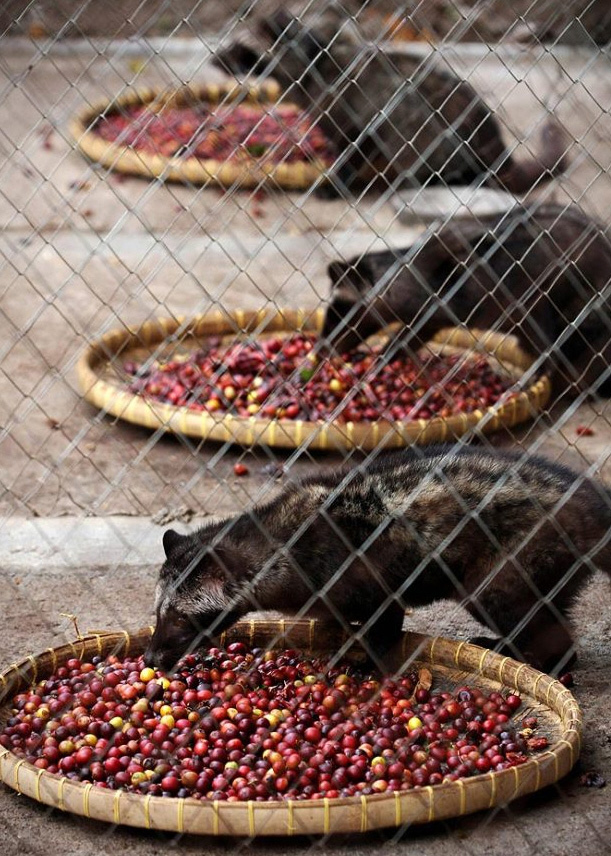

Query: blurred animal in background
321;204;611;396
214;11;567;196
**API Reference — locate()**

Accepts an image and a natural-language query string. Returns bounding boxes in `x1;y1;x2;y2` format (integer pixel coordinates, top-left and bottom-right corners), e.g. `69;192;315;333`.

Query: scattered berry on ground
578;770;606;788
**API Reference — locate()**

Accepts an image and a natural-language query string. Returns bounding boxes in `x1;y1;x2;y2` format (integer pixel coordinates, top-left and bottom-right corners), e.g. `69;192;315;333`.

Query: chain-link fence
1;1;610;853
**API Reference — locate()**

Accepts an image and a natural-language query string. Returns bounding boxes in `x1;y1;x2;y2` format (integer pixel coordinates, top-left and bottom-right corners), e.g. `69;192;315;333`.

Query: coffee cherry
95;103;336;169
1;647;551;803
126;334;514;428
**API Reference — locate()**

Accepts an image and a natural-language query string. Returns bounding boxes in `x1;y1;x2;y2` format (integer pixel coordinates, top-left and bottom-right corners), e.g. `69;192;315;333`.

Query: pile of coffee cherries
1;643;549;802
124;333;515;424
94;103;335;166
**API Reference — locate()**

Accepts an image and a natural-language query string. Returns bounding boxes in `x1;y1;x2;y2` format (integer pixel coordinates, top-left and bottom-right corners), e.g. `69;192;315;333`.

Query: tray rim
68;81;330;189
0;620;581;837
75;307;551;451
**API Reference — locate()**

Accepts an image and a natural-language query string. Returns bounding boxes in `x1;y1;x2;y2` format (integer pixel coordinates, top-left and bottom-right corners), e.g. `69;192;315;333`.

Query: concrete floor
0;37;610;856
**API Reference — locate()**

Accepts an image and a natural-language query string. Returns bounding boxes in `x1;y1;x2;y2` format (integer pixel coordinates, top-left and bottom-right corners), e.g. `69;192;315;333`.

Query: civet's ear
328;258;372;298
260;11;296;41
163;529;183;559
212;43;264;76
328;260;350;287
260;13;321;58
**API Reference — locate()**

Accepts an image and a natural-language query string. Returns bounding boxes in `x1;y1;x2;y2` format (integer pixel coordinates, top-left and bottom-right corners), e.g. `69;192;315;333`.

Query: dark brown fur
145;446;611;674
213;12;567;196
321;204;611;396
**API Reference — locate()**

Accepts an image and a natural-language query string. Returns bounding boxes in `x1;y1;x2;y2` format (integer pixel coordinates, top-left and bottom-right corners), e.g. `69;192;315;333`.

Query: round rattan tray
69;82;328;189
76;308;551;451
0;620;581;836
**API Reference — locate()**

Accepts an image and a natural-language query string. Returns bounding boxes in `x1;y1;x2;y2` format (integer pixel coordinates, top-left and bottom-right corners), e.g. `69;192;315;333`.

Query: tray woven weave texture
0;620;581;836
76;308;551;451
70;82;328;189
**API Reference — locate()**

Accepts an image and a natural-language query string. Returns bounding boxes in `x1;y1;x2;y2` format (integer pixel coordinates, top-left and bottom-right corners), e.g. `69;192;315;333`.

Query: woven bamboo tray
69;82;328;189
0;620;581;836
76;308;551;451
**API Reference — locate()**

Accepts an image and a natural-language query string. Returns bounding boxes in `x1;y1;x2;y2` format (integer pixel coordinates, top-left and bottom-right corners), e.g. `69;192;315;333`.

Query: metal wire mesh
1;0;610;851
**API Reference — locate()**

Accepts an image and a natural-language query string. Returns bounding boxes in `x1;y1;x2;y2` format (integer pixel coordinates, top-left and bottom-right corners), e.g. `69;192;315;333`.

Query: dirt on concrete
2;0;610;45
